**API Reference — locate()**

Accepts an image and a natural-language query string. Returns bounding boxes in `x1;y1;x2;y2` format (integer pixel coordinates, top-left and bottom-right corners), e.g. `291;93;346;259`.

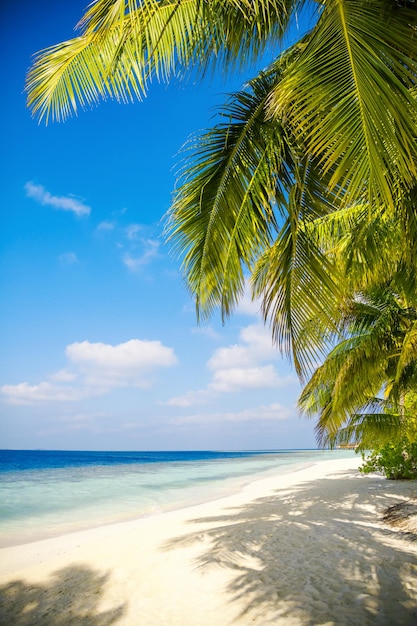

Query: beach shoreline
0;450;352;549
1;457;416;625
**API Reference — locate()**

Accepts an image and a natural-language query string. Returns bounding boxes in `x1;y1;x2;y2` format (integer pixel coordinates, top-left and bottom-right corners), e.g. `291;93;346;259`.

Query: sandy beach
1;457;416;625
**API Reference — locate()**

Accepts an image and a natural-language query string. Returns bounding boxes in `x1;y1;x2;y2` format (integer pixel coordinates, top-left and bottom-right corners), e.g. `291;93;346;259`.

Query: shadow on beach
163;469;417;625
0;564;125;626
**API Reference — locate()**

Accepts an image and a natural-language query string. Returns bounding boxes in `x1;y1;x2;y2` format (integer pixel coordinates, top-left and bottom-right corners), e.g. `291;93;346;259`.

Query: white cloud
66;339;177;386
59;252;79;264
207;344;250;370
165;323;297;407
208;324;278;371
209;365;289;393
227;277;263;318
50;369;77;382
1;339;178;405
171;402;293;425
240;324;277;354
0;382;92;405
165;389;211;407
236;289;262;317
122;239;160;271
25;182;91;216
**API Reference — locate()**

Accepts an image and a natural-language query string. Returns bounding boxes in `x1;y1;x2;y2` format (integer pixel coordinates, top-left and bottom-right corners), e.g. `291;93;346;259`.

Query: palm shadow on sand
0;564;125;626
163;469;417;625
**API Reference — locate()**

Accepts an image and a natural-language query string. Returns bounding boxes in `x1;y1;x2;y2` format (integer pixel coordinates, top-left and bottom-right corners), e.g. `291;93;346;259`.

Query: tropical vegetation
26;0;417;449
360;440;417;479
298;280;417;445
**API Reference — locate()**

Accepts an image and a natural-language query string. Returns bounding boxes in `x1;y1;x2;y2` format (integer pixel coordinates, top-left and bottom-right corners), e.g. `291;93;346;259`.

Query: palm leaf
299;284;417;446
251;143;350;376
26;0;302;122
327;406;404;449
270;0;417;210
165;65;297;320
395;321;417;388
299;333;389;435
252;214;341;377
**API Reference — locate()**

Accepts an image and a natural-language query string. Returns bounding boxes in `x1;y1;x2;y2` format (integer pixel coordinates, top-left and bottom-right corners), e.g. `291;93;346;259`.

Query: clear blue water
0;449;355;547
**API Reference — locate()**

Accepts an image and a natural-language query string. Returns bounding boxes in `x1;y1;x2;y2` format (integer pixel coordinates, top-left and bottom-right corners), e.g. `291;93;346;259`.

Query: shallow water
0;449;356;547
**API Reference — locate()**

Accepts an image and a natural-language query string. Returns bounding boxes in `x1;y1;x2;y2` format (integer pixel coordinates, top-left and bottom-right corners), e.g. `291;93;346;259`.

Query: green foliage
359;402;417;479
360;439;417;480
298;283;417;447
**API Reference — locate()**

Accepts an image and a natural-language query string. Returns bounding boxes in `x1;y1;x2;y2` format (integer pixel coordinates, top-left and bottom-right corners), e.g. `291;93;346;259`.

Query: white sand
1;457;416;625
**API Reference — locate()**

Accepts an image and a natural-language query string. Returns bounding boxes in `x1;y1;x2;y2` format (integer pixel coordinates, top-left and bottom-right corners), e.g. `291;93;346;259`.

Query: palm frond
252;214;341;377
165;65;297;321
26;0;302;122
299;282;417;447
395;321;417;389
298;333;389;434
327;407;404;449
270;0;417;209
309;199;417;298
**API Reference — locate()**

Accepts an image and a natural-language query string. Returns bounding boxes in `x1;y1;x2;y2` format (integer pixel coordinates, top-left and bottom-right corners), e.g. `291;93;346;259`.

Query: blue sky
0;0;318;451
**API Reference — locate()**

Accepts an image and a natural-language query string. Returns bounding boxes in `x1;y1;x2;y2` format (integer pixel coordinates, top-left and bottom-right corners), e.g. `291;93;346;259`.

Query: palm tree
296;199;417;446
298;281;417;448
26;0;417;378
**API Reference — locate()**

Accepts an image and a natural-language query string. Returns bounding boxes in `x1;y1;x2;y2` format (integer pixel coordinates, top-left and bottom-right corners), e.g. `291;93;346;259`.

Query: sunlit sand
1;457;416;625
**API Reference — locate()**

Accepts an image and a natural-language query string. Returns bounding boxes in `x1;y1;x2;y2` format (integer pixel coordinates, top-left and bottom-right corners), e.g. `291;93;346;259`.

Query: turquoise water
0;449;355;547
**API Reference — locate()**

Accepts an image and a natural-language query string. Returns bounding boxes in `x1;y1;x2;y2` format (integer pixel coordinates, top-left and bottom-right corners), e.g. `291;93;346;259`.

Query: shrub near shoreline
360;440;417;480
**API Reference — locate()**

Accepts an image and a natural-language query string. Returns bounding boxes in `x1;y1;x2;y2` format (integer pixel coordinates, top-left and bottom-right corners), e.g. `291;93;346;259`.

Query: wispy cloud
165;389;211;407
1;338;177;405
25;182;91;216
36;412;114;436
125;224;142;240
96;220;116;232
122;239;160;271
171;402;293;425
191;326;220;340
49;369;77;382
0;382;92;405
59;252;79;264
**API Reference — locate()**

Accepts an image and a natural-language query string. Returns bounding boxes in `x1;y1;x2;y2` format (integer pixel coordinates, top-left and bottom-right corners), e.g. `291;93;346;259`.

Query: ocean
0;449;355;547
